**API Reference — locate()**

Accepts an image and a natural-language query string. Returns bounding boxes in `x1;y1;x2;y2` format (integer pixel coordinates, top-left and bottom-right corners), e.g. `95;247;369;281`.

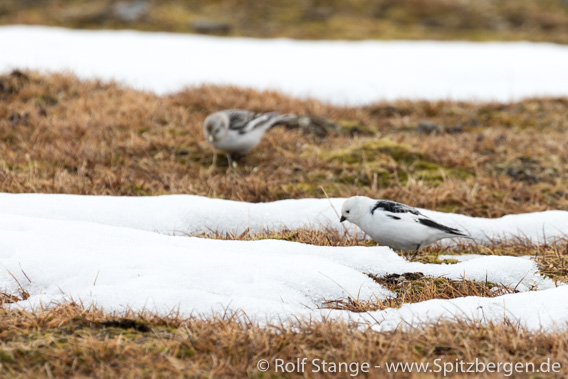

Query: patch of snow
362;286;568;332
0;212;562;330
439;254;535;262
0;194;566;244
1;26;568;105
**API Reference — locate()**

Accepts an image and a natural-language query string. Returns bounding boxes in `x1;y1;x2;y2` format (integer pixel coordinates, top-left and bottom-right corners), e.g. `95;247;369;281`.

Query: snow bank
2;26;568;104
0;193;566;244
364;285;568;332
1;212;563;331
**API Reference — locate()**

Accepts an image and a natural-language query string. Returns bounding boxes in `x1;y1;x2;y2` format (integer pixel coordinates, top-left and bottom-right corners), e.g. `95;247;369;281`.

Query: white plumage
340;196;473;251
203;109;295;156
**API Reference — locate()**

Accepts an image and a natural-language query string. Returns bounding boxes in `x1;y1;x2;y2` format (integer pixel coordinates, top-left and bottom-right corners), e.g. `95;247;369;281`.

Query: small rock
445;124;463;134
176;149;189;156
494;135;507;146
417;121;441;134
8;112;29;124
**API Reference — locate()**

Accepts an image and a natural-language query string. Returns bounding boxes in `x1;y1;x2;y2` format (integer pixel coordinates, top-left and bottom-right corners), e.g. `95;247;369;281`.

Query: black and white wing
371;200;422;216
225;110;280;135
371;200;468;237
225;110;260;132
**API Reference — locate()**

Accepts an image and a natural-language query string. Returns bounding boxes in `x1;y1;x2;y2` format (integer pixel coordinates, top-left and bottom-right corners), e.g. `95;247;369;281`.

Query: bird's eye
346;210;350;214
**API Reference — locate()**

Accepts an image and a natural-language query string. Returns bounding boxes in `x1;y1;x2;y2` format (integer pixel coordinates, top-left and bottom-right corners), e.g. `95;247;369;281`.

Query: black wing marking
387;215;401;220
418;218;466;236
227;110;287;134
371;200;421;216
227;111;258;132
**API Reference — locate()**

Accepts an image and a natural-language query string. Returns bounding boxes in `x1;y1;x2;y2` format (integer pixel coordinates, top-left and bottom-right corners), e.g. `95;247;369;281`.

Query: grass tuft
323;272;516;313
0;304;565;377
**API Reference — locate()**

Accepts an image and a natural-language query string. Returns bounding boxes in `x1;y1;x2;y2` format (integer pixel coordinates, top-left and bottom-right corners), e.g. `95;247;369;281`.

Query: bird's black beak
340;216;346;223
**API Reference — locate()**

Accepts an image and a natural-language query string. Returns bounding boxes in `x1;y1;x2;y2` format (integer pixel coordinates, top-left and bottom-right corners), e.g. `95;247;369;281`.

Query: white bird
203;109;296;157
340;196;473;252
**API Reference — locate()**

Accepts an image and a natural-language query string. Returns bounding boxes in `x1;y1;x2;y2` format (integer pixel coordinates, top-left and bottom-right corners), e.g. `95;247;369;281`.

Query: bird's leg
409;244;420;261
209;150;218;169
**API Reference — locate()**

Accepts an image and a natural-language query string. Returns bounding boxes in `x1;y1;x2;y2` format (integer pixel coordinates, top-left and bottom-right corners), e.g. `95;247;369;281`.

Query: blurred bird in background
203;109;296;165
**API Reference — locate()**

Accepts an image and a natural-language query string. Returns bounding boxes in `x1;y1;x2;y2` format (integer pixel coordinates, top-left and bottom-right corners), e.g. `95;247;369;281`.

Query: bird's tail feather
252;113;298;132
450;232;476;241
271;113;297;125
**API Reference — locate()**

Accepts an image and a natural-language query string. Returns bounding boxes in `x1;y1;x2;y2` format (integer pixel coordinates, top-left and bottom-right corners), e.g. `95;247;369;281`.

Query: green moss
0;350;15;364
325;138;420;165
176;344;196;358
283;182;315;193
370;139;422;164
312;138;454;189
128;182;152;196
97;328;145;339
439;204;461;213
336;119;377;135
412;160;440;171
34;94;58;107
323;138;473;187
307;172;330;183
280;182;321;198
411;159;473;185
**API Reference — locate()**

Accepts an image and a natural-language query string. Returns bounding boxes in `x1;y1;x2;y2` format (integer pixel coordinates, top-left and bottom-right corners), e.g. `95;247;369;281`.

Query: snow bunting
203;109;296;156
340;196;473;251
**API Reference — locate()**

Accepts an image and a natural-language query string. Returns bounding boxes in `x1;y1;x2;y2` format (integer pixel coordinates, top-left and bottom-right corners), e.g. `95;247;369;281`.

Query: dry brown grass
194;226;369;247
1;70;567;218
322;271;516;312
2;0;568;44
0;303;565;378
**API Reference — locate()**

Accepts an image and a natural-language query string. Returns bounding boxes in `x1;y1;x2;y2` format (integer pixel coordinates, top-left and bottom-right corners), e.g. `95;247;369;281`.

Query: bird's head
203;112;229;143
340;196;369;223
